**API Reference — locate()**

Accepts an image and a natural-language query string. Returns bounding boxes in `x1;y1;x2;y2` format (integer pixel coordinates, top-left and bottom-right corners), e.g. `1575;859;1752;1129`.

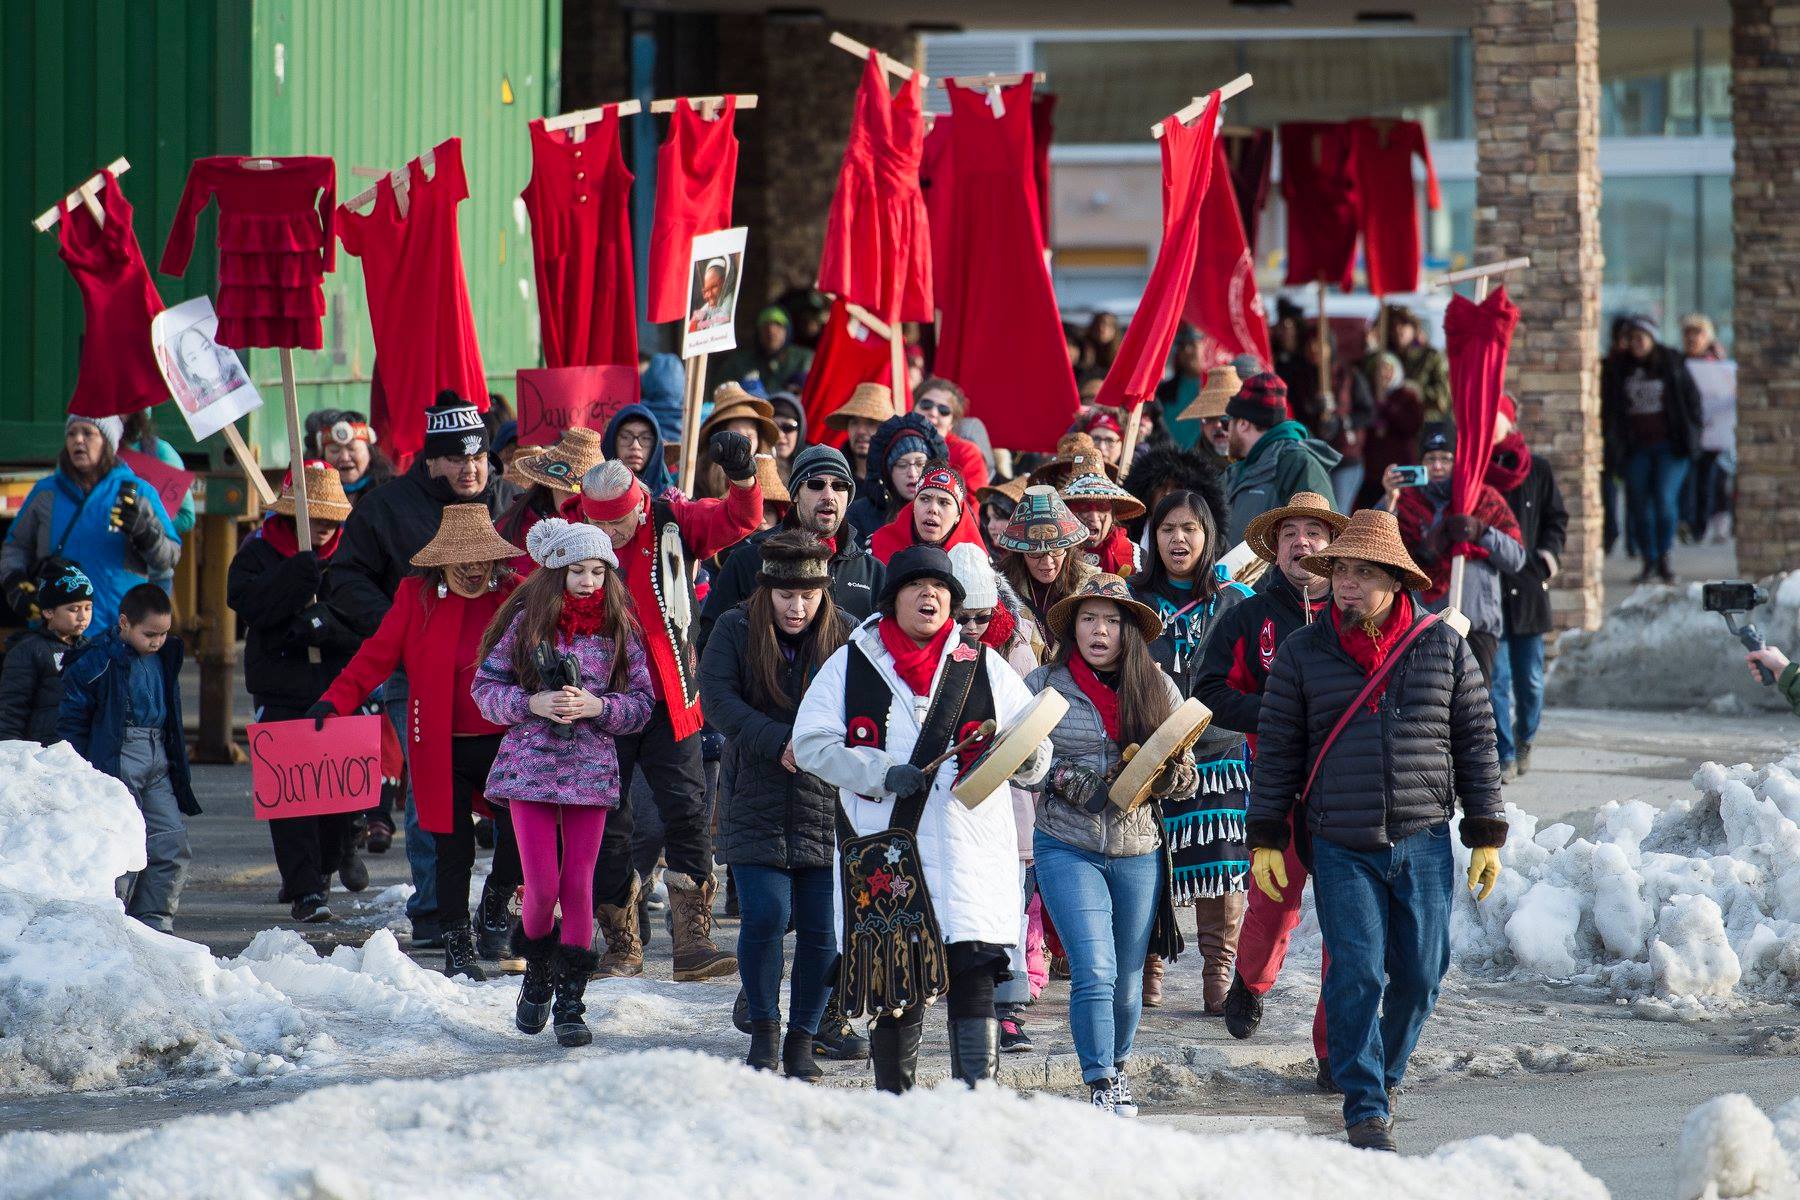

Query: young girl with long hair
472;519;653;1048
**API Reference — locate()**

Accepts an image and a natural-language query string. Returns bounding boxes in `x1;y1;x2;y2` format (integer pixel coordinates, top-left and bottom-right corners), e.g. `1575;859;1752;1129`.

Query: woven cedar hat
1299;508;1431;593
710;382;775;418
512;427;605;494
976;474;1029;510
1046;572;1163;644
824;381;897;431
275;462;352;523
409;504;522;568
1179;364;1243;423
755;454;790;505
701;395;780;450
1058;458;1146;520
997;485;1088;554
1243;491;1350;565
1027;433;1124;487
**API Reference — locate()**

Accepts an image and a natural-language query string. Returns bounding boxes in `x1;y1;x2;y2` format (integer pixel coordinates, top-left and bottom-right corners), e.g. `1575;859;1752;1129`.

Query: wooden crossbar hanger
1152;74;1254;138
649;95;758;120
343;145;441;213
934;71;1044;89
544;98;643;134
829;31;923;83
33;158;130;231
1431;257;1530;288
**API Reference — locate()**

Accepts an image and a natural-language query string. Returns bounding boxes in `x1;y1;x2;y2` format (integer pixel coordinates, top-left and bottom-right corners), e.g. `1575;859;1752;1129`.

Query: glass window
1599;26;1731;136
1700;27;1732;137
1600;175;1697;338
1032;40;1239;145
1698;173;1732;352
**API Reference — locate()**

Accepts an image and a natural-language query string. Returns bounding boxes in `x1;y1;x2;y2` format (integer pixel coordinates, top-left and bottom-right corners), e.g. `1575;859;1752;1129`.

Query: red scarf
557;590;610;640
256;513;341;560
1331;591;1415;711
869;500;985;564
1485;430;1533;493
979;603;1017;654
1068;654;1121;742
1091;525;1137;576
878;616;954;696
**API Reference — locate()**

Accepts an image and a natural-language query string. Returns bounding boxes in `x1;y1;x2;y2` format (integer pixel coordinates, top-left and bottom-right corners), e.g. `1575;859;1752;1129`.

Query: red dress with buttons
522;115;639;370
646;97;739;325
58;173;168;418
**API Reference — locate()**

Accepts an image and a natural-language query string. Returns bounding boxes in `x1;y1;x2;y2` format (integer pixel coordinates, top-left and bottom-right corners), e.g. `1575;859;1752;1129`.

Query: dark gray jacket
0;628;88;744
1245;609;1507;853
701;605;850;870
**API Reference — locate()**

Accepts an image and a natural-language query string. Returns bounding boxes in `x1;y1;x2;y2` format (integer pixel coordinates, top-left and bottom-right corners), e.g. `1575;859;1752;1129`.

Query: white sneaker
1111;1072;1139;1118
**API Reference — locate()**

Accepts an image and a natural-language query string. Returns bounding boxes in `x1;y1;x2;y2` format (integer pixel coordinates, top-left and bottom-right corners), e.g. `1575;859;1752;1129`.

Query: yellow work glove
1467;846;1501;903
1251;847;1288;904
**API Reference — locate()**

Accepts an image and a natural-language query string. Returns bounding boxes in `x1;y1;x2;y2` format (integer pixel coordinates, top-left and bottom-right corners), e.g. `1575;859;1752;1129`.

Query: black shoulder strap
891;637;982;832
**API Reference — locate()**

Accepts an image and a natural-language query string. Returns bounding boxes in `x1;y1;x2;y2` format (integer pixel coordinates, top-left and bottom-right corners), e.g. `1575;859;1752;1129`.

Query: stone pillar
1472;0;1604;631
1731;1;1800;580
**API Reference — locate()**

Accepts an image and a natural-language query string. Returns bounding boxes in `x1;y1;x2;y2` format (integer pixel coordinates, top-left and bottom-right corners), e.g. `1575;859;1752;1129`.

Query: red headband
917;465;966;507
1086;412;1123;438
579;479;647;523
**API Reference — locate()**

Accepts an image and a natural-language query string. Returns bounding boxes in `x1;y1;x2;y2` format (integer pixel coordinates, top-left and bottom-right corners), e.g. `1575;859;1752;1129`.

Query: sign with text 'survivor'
248;715;384;820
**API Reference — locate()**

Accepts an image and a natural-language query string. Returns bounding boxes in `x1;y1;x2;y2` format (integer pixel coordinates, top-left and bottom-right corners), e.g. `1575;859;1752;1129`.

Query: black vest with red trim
843;632;997;778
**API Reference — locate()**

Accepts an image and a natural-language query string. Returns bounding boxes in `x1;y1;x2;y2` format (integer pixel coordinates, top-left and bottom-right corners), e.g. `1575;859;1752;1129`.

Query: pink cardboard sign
248;715;384;821
118;448;196;517
515;365;640;448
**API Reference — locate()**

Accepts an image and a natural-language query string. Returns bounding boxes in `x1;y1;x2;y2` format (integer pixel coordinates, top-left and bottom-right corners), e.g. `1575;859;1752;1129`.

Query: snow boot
552;945;601;1047
636;886;654;951
442;924;487;981
364;812;395;855
733;987;753;1035
666;870;737;981
998;1013;1034;1053
291;892;331;923
1516;741;1534;777
947;1018;1000;1088
1655;555;1676;583
783;1028;823;1082
337;846;369;894
869;1021;922;1094
512;924;560;1035
1141;953;1164;1008
593;871;644;978
1315;1057;1342;1093
475;879;512;964
1194;892;1247;1014
1221;973;1262;1039
1346;1116;1397;1152
812;989;870;1060
746;1020;781;1072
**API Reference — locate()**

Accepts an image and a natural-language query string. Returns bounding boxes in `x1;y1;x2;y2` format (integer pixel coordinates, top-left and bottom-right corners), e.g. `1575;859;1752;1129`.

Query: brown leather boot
593;871;645;978
1194;892;1249;1013
666;870;737;981
1141;953;1165;1008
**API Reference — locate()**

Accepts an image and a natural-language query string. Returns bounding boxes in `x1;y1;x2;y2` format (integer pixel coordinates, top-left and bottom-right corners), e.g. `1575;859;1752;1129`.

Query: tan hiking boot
593;871;644;978
1142;953;1165;1008
665;870;737;981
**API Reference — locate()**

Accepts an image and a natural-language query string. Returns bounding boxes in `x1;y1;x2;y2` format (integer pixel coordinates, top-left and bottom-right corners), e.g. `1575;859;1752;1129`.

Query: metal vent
920;34;1030;113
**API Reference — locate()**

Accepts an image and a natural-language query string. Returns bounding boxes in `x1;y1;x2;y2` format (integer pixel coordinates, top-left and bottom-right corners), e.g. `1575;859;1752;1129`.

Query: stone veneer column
1472;0;1604;631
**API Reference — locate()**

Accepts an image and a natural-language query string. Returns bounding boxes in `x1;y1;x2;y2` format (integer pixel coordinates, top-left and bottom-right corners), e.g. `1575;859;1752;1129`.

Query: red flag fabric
1445;286;1520;552
646;97;738;325
1348;118;1440;297
933;81;1079;453
1183;141;1272;370
879;67;934;323
817;55;888;313
1279;122;1358;291
1094;95;1220;411
799;299;910;449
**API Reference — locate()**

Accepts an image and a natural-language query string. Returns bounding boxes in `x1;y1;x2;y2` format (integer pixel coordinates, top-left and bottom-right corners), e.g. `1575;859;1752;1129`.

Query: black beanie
422;391;489;460
36;562;94;611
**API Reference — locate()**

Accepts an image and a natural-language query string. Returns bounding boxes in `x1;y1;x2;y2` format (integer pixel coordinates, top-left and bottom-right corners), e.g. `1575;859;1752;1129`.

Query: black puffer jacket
1246;609;1507;853
700;604;850;870
695;519;885;655
0;628;87;744
227;527;363;711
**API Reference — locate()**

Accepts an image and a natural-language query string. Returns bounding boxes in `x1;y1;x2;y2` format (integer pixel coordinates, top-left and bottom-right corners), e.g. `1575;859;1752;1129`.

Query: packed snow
0;742;729;1092
1547;575;1800;712
1451;755;1800;1010
1675;1093;1800;1200
0;1049;1612;1200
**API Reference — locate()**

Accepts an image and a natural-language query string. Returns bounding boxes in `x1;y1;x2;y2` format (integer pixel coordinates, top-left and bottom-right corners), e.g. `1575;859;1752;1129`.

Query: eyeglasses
615;431;657;450
801;478;852;493
775;419;799;434
956;610;995;627
913;400;955;418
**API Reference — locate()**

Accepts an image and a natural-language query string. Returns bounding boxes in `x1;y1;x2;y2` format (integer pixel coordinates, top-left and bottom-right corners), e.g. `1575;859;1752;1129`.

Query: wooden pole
278;348;311;545
1119;404;1145;467
678;354;706;494
889;325;907;402
220;422;276;508
1315;277;1330;401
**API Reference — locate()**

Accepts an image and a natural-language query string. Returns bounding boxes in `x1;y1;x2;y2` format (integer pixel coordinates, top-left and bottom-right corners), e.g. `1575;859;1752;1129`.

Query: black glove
2;575;37;623
303;701;335;731
884;762;929;800
293;602;342;647
709;430;756;482
1050;762;1106;813
1444;515;1488;543
112;482;164;548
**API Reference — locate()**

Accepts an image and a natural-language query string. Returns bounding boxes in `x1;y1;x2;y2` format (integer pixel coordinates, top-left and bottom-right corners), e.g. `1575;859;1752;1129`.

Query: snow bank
1546;576;1799;712
0;742;728;1092
1675;1093;1800;1200
1451;755;1800;1007
0;1049;1610;1200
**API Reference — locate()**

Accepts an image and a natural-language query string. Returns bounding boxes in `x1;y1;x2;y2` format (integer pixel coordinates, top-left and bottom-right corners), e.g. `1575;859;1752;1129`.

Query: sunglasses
956;610;995;627
801;478;852;493
914;400;955;417
775;419;799;434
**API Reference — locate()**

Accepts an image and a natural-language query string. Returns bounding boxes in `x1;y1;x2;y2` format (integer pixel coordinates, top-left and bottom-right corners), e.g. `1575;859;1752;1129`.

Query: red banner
117;448;195;518
514;365;640;448
248;715;385;821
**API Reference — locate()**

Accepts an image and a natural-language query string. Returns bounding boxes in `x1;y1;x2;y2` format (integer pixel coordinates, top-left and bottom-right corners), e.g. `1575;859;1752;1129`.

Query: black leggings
873;942;1007;1028
434;734;504;929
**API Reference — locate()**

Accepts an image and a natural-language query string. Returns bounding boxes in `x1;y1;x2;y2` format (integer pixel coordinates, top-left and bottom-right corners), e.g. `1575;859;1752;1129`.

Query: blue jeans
734;863;836;1035
1312;827;1454;1126
1033;830;1161;1084
1623;444;1691;563
1490;632;1546;766
384;679;438;935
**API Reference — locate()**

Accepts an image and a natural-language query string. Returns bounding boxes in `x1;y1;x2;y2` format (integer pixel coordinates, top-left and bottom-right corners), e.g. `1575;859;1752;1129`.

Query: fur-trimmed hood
1123;443;1228;539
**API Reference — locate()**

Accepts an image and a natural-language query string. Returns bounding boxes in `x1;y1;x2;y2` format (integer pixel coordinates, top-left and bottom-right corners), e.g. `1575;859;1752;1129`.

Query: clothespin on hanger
32;158;130;232
649;95;759;122
1430;256;1530;301
828;31;925;85
543;98;642;142
1152;74;1254;139
934;71;1044;119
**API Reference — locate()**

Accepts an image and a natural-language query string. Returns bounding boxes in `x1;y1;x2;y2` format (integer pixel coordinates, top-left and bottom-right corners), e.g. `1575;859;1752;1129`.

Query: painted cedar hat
1046;572;1164;644
1243;490;1350;565
1026;432;1124;487
996;485;1088;554
409;504;522;568
1058;455;1146;520
824;381;898;431
1179;364;1243;423
1299;508;1432;593
511;427;605;494
275;461;353;523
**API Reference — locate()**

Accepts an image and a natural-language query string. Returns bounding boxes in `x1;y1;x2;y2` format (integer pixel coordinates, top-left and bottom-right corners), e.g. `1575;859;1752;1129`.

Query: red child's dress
58;172;168;418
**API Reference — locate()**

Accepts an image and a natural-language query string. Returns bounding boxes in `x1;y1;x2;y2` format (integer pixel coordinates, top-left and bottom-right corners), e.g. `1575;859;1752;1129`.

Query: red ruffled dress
160;156;337;350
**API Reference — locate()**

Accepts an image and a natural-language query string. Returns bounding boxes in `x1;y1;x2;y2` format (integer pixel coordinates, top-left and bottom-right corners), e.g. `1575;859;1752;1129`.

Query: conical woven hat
1058;457;1145;519
976;474;1029;509
756;454;789;504
997;485;1088;554
1298;508;1431;593
710;382;775;418
824;382;897;430
701;399;780;451
1046;572;1164;644
1179;364;1243;422
275;462;352;523
410;504;522;568
1027;433;1123;487
512;427;605;494
1243;491;1350;564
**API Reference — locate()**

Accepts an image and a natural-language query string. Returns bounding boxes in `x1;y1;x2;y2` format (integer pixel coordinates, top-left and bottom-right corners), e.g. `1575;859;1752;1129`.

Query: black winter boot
512;925;560;1035
733;987;752;1035
552;945;601;1047
475;880;511;964
948;1018;1000;1087
812;988;870;1060
747;1020;782;1072
1221;973;1262;1040
870;1021;922;1094
442;924;487;981
783;1028;823;1082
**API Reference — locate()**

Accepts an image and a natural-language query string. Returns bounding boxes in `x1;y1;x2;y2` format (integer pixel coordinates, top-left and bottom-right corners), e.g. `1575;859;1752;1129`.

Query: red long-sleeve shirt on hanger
647;97;738;325
58;173;168;418
1279;122;1358;292
1349;117;1441;297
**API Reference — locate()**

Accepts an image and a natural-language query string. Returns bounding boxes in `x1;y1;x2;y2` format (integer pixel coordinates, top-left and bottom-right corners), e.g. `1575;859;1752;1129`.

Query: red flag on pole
1183;141;1273;370
1445;286;1520;551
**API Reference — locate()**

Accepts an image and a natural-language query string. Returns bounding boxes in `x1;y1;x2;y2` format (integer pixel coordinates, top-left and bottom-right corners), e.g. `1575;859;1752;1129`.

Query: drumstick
920;719;997;774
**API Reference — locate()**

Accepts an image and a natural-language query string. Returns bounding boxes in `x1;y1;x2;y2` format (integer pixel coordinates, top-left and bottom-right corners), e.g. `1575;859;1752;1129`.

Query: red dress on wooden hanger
1348;118;1440;296
879;68;934;324
58;173;168;418
338;139;490;463
522;114;638;369
646;97;739;325
817;55;889;315
1279;122;1358;292
799;299;910;448
920;115;955;309
160;156;336;350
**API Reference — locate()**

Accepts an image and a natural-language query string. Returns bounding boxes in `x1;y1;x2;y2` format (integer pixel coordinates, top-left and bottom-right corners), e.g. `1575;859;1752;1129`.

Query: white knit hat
66;413;123;452
526;517;618;571
948;542;999;610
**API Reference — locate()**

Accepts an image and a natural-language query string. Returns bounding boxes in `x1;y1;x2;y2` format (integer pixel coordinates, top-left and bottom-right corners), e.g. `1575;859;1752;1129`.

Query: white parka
793;618;1050;946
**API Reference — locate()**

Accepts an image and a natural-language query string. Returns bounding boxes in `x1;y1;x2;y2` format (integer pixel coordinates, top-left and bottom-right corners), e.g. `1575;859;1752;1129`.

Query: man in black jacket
1245;509;1506;1152
1487;397;1568;783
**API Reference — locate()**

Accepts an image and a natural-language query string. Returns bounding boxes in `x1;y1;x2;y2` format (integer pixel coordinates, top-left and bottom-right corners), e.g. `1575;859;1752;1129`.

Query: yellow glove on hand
1467;846;1501;903
1251;847;1288;904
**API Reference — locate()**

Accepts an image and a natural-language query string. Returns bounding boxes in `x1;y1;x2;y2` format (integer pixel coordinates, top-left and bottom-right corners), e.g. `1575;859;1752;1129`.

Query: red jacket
945;433;991;495
320;575;516;834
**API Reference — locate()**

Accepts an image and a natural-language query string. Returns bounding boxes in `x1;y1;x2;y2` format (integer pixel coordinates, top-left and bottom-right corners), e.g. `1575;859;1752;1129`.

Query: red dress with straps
522;115;639;369
647;97;739;325
58;174;167;418
817;55;888;315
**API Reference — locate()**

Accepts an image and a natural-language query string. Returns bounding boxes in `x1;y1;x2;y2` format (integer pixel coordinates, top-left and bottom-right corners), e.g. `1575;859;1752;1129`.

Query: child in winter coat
0;564;94;743
473;519;653;1048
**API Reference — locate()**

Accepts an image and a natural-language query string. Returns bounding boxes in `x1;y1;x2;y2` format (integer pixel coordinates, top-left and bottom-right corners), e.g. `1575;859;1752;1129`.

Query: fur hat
526;517;617;571
757;529;834;589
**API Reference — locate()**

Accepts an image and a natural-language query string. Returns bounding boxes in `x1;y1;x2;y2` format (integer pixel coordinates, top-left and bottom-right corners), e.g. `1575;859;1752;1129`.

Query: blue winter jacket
57;629;200;815
638;353;687;446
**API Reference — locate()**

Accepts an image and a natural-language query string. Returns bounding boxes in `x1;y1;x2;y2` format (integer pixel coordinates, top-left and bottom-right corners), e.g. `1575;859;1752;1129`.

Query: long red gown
879;68;934;323
647;97;739;325
1279;122;1358;292
522;113;638;369
1348;118;1440;297
817;55;889;315
58;173;167;419
920;115;955;307
1185;142;1273;369
933;81;1078;453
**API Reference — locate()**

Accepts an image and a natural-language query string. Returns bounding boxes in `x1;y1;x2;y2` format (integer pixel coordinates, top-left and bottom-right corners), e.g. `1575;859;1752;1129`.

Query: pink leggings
511;800;608;948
